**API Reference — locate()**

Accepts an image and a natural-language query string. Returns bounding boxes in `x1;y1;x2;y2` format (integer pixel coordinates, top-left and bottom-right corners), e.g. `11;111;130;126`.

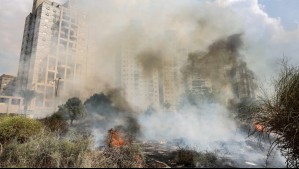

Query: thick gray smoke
80;89;140;145
181;33;256;106
136;50;163;77
138;102;285;168
62;0;288;167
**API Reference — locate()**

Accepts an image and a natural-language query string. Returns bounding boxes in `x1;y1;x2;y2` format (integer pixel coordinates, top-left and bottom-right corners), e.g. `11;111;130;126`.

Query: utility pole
55;77;61;97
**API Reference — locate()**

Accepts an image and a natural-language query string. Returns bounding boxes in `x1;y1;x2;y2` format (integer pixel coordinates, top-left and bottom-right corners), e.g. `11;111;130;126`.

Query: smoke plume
181;33;256;105
136;50;163;77
81;89;140;145
64;1;286;167
6;0;297;167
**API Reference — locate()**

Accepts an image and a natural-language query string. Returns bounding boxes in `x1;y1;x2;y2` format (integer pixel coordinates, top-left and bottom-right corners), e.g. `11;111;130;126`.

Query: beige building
16;0;88;115
0;96;24;115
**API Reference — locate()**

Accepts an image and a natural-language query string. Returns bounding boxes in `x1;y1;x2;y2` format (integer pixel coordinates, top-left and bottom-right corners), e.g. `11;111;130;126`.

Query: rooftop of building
0;74;15;79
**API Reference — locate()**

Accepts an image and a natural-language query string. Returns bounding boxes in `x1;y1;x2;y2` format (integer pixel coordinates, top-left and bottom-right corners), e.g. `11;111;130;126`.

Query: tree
61;97;86;125
3;79;16;96
252;60;299;168
19;89;36;116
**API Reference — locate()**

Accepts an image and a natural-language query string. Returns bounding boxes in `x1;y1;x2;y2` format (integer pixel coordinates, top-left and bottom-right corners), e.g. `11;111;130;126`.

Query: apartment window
57;67;65;78
48;58;56;70
45;101;53;107
38;70;46;83
47;72;55;84
11;99;21;105
66;68;73;78
37;85;45;92
0;98;9;103
36;94;44;107
76;64;82;75
62;21;69;28
45;87;54;99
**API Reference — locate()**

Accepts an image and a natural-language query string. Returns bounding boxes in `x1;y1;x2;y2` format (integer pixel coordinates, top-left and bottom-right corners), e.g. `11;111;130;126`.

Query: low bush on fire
0;116;144;168
0;130;144;168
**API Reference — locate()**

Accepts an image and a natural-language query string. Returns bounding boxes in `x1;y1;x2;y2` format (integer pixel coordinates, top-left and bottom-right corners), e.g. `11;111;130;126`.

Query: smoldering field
66;0;289;167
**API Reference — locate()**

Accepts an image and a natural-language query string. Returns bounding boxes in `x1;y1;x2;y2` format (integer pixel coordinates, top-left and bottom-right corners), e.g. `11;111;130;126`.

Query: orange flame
107;128;126;148
255;124;264;132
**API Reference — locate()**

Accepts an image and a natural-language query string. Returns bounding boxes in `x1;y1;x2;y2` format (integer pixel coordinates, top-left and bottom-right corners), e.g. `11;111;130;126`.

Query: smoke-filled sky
0;0;299;83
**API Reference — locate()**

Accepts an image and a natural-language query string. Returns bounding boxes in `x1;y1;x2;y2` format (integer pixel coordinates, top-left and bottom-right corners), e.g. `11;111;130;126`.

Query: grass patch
0;131;92;168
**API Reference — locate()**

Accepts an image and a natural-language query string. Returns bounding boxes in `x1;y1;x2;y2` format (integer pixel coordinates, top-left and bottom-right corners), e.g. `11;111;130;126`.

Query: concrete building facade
0;96;24;115
17;0;88;115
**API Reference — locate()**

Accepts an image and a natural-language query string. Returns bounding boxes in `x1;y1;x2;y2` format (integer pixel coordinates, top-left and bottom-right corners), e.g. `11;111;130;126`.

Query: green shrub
40;112;69;134
0;116;43;144
249;60;299;168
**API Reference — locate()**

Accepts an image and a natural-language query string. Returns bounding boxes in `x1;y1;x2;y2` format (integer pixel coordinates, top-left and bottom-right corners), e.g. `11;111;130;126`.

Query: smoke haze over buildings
70;1;288;167
1;0;299;167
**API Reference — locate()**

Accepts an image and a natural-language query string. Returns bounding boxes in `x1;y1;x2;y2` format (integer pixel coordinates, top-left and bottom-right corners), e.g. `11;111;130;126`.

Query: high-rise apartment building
234;62;256;100
17;0;88;114
115;22;186;112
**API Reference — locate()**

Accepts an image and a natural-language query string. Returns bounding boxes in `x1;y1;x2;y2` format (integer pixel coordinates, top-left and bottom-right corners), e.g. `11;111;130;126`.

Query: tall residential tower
17;0;88;115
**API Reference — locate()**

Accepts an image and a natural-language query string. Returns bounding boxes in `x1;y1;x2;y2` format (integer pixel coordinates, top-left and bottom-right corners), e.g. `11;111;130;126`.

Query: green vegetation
39;112;69;134
0;116;43;144
0;132;144;168
0;115;144;168
58;97;86;125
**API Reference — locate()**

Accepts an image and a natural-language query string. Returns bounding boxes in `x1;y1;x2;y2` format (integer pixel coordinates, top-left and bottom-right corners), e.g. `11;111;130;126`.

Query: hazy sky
0;0;299;77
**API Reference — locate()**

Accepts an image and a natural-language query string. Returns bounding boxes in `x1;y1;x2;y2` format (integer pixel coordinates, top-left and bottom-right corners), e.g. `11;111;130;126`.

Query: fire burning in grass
255;123;265;132
103;128;144;168
106;128;127;148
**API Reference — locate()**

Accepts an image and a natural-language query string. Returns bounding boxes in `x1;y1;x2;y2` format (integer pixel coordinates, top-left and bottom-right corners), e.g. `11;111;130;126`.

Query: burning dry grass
103;128;144;167
245;60;299;168
0;130;144;168
102;145;144;168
